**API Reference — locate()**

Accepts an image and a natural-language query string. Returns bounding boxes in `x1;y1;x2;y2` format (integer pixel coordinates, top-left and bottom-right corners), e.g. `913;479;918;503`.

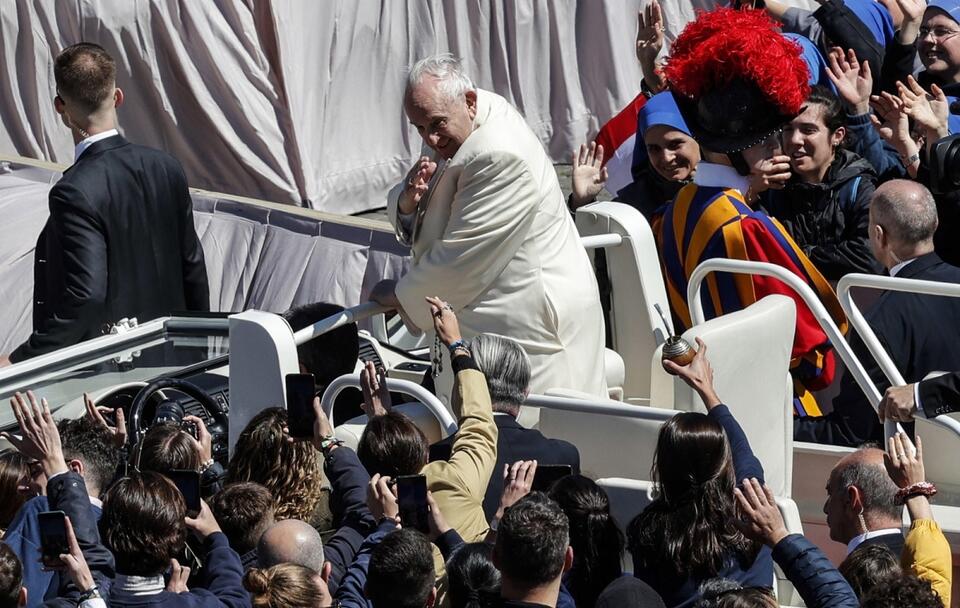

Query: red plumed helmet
664;7;811;154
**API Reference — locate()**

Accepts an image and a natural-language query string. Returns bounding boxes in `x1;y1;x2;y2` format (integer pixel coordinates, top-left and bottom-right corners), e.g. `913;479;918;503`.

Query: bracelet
199;458;215;472
895;481;937;505
78;585;101;602
319;436;343;454
447;339;467;354
900;151;920;165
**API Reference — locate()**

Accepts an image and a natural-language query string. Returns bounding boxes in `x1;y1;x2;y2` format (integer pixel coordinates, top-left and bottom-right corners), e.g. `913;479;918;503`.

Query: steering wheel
129;377;226;448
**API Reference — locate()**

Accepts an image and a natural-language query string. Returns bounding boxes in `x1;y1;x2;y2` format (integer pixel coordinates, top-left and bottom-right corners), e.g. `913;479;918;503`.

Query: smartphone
531;464;573;492
285;373;317;439
38;510;69;567
395;474;430;534
167;469;202;518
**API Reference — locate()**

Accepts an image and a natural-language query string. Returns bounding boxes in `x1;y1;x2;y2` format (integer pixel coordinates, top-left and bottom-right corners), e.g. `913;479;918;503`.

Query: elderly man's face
405;76;478;160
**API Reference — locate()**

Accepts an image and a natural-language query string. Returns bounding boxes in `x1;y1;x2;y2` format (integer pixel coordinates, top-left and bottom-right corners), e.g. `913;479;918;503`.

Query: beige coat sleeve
395;150;539;331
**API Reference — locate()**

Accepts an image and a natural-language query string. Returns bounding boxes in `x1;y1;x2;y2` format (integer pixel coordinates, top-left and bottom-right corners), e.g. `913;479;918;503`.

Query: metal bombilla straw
655;304;696;369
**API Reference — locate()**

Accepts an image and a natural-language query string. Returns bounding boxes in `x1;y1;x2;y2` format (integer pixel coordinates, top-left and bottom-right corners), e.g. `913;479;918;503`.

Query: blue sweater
631;405;772;608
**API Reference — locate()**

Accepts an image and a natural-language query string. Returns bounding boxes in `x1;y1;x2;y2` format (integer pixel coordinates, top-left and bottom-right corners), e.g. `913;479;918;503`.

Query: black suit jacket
795;253;960;446
919;372;960;418
850;531;906;559
11;135;209;362
429;414;581;519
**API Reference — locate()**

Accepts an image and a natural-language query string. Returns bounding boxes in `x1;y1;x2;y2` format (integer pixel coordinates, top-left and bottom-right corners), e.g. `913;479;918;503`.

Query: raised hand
166;559;191;593
84;393;127;448
495;460;537;520
425;296;462;347
878;383;918;423
746;155;792;202
898;76;950;140
570;142;608;209
183;415;212;463
425;491;451;542
56;516;95;591
2;391;67;477
184;499;221;540
399;156;438;215
662;338;721;408
360;361;392;418
733;478;790;547
826;48;872;115
367;474;400;522
637;0;666;90
870;92;914;153
895;0;925;43
885;432;924;488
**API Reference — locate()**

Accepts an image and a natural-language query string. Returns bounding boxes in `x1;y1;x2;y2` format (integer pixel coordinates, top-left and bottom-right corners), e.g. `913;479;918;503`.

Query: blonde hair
244;564;320;608
227;408;324;521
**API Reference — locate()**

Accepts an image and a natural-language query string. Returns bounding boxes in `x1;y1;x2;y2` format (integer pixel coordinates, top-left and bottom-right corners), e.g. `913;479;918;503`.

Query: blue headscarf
845;0;896;47
784;33;837;94
632;92;691;167
927;0;960;22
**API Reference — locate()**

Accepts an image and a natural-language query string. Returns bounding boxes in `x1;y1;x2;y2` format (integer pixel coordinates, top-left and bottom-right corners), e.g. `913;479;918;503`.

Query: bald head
834;448;901;522
257;519;324;572
871;180;938;247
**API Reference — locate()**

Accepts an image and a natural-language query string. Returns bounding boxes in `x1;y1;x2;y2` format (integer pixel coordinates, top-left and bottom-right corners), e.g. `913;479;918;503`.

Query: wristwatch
79;585;102;602
319;436;344;454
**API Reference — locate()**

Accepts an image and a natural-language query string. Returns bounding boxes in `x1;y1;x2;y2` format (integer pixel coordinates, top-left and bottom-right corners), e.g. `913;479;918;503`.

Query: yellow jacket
422;364;498;574
902;518;952;607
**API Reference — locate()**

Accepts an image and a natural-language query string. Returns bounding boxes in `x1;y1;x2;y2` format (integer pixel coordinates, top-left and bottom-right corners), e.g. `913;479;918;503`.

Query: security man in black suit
2;43;208;365
427;333;580;519
795;180;960;446
879;372;960;423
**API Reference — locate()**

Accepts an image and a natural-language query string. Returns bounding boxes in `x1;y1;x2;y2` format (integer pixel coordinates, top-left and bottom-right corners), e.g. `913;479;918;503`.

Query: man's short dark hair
54;43;116;113
365;529;434;608
209;482;276;554
861;574;942;607
57;417;119;496
494;492;569;587
101;472;187;576
0;544;22;608
282;302;359;390
835;457;902;522
357;411;428;478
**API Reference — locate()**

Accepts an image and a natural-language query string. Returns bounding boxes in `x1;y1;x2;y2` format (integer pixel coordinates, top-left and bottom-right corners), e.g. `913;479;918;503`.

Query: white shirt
889;258;916;277
74;129;119;162
693;161;751;198
846;528;902;554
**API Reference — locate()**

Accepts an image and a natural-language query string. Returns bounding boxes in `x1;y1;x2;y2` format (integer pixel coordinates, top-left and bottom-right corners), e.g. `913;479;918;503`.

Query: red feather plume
664;7;810;115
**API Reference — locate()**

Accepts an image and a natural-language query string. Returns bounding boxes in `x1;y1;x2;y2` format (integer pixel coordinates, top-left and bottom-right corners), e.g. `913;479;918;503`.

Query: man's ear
465;89;478;119
321;561;332;583
114;88;124;109
54;95;65;115
67;458;84;477
832;126;846;148
426;586;437;608
846;484;864;514
562;545;574;573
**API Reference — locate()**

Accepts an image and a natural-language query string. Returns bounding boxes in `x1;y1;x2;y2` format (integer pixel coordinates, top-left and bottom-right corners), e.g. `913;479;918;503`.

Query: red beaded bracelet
895;481;937;505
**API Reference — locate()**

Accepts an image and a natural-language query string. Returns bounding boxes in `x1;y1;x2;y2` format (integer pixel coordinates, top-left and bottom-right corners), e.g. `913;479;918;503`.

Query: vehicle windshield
0;317;229;429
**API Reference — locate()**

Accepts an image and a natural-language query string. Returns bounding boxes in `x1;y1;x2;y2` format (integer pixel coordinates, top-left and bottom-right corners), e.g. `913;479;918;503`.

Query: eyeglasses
919;26;960;41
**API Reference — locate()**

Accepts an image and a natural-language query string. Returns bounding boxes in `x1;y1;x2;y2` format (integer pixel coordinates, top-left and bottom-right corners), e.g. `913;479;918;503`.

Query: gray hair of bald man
871;180;938;245
470;334;531;415
257;519;324;572
406;53;475;103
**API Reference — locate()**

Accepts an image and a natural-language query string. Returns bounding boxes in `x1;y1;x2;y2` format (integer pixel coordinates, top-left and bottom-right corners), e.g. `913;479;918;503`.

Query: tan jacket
422;365;497;574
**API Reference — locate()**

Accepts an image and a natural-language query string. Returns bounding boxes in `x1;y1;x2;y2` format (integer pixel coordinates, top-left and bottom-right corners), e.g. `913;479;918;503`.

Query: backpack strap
841;175;862;210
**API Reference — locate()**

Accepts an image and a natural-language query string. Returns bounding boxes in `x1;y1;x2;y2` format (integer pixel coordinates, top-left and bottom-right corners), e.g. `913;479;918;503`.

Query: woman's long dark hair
446;543;500;608
549;475;624;608
627;413;757;583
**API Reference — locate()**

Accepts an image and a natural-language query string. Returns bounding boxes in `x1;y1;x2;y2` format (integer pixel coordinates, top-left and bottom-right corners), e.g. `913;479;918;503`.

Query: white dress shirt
74;129;119;162
846;528;902;554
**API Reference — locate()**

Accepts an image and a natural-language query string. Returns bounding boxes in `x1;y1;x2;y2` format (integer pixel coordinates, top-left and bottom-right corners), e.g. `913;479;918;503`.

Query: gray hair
406;53;475;102
835;458;902;522
470;334;531;412
871;180;938;245
257;519;325;572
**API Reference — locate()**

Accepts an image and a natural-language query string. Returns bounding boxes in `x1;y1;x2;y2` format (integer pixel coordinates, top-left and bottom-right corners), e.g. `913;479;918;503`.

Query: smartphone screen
167;469;202;518
285;373;317;439
38;511;69;566
531;464;573;492
395;474;429;534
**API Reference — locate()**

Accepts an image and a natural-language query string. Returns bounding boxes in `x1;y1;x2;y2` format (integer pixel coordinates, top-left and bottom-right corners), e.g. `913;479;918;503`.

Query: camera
154;399;185;425
929;133;960;195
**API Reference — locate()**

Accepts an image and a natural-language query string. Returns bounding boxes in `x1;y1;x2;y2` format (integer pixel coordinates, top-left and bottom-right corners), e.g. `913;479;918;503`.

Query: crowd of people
3;0;960;606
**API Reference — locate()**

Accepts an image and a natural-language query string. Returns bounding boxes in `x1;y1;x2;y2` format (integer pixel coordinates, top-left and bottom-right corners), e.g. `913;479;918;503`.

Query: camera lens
154;399;185;426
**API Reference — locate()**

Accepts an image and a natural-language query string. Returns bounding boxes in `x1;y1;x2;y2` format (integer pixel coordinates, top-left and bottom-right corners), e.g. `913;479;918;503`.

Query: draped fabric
655;183;848;416
0;0;815;214
0;156;410;355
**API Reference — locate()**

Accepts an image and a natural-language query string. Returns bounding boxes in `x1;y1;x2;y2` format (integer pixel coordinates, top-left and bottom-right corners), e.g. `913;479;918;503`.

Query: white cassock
387;89;607;407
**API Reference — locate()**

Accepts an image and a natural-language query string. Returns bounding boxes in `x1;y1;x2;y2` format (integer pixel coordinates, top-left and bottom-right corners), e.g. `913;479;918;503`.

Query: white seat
604;348;626;401
333;402;447;451
576;202;670;405
536;396;674;480
651;295;796;498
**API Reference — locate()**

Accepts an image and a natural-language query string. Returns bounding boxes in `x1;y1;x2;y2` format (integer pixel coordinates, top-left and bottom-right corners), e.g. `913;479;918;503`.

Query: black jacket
919;372;960;418
760;149;879;280
796;253;960;445
11;135;209;362
429;414;580;519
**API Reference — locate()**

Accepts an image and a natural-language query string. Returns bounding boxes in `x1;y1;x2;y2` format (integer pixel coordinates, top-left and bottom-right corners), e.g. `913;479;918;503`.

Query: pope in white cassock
370;54;607;405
